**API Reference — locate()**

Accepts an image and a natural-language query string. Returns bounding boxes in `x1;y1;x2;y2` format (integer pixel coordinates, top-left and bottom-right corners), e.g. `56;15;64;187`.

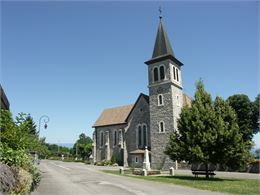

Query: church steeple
145;16;183;66
152;17;174;58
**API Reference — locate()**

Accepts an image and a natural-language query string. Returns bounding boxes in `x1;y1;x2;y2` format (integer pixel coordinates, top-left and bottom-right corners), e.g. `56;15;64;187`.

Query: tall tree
227;94;257;141
73;133;93;160
165;80;251;178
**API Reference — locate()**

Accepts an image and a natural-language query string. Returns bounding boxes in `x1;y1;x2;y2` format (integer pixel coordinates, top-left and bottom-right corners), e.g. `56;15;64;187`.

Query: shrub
29;166;41;192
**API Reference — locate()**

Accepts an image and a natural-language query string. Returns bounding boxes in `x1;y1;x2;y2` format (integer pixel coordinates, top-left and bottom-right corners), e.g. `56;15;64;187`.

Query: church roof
145;17;183;66
93;104;134;127
93;93;149;128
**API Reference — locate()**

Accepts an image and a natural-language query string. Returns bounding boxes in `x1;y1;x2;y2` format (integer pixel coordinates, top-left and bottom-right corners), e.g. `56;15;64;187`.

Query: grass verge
102;170;260;195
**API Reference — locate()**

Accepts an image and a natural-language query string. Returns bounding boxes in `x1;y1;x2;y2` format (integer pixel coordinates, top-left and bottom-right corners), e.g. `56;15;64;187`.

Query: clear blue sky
1;1;259;146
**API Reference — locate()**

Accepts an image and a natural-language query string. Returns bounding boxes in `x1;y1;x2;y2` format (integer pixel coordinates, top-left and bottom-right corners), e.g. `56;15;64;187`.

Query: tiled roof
93;104;134;127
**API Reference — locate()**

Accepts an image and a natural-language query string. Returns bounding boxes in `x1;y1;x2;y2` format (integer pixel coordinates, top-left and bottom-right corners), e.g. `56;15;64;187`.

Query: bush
30;166;41;192
96;160;112;166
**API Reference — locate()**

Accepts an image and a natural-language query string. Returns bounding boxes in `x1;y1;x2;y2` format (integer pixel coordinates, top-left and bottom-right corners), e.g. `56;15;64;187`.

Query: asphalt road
32;160;225;195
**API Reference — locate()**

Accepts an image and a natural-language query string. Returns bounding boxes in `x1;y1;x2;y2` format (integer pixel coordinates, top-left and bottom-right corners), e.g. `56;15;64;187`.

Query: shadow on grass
158;175;238;182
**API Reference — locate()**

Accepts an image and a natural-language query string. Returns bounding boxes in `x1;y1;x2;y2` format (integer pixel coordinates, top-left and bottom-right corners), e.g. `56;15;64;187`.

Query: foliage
96;160;113;166
30;166;41;192
44;143;71;158
0;110;49;157
252;94;260;132
73;133;93;160
24;114;38;136
227;94;259;142
165;80;252;177
0;109;47;193
110;153;117;164
0;144;32;169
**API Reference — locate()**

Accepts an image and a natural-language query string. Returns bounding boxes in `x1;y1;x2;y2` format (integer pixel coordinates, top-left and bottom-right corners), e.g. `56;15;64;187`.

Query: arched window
100;132;104;146
143;124;147;147
173;66;176;80
159;121;165;133
153;67;159;82
113;130;117;146
138;125;142;148
160;66;165;80
158;94;163;106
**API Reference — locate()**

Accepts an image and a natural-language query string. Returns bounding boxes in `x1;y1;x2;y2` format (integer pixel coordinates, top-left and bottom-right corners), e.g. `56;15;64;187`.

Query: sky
1;1;259;147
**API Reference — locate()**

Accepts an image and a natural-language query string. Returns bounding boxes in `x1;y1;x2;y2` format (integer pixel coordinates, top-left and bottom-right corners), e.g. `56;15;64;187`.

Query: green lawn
102;170;260;195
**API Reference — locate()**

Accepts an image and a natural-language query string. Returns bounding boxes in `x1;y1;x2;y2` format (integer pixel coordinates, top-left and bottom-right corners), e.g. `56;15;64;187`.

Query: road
32;160;224;195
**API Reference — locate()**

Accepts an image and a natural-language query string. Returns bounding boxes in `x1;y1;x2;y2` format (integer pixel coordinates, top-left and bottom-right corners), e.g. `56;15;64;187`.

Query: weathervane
159;6;162;19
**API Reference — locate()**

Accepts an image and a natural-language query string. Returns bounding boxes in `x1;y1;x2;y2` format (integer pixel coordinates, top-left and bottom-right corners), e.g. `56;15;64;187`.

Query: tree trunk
205;163;209;179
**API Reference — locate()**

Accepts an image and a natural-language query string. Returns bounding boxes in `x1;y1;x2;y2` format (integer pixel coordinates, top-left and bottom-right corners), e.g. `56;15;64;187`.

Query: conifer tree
165;80;251;178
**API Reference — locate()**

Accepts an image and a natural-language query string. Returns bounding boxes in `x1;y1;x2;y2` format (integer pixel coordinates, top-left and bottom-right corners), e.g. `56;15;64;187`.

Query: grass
102;170;260;195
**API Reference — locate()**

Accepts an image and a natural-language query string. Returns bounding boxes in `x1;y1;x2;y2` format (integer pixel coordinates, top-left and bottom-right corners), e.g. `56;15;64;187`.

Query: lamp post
38;115;50;137
35;115;49;164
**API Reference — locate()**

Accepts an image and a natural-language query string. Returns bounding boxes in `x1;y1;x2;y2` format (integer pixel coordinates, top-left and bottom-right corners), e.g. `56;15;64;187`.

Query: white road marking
99;181;147;195
50;162;71;171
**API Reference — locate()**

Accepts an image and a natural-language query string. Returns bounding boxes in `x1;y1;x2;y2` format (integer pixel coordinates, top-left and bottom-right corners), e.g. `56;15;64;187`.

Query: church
92;15;191;170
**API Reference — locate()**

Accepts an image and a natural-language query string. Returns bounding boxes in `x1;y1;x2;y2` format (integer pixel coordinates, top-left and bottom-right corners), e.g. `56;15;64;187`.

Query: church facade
92;16;191;170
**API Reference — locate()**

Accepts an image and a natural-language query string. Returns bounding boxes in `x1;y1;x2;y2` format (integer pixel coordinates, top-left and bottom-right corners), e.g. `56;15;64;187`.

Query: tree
227;94;257;142
252;94;260;133
25;115;38;136
73;133;92;160
165;80;251;178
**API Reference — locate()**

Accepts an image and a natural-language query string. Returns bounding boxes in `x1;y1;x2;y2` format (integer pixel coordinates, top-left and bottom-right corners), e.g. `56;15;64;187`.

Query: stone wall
125;95;150;167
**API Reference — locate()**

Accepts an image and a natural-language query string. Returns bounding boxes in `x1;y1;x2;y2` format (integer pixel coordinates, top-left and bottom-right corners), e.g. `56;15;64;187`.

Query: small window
158;94;164;106
176;69;179;81
173;66;176;80
113;130;117;146
159;121;165;133
135;156;138;163
153;67;159;82
176;95;180;106
160;66;165;80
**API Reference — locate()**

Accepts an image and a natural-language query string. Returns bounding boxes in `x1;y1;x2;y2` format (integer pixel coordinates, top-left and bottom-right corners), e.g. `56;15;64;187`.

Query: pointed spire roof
145;16;183;66
152;17;174;58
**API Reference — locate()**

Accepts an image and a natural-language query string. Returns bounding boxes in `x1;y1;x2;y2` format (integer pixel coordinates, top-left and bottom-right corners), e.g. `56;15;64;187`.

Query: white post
119;167;124;174
143;146;151;171
170;167;175;176
142;169;147;176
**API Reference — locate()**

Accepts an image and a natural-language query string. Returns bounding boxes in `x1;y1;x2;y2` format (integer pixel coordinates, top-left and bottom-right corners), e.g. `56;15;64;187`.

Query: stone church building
92;16;191;170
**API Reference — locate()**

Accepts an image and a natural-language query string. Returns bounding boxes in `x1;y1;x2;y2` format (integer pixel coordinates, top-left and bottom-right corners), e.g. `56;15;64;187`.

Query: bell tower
145;15;184;169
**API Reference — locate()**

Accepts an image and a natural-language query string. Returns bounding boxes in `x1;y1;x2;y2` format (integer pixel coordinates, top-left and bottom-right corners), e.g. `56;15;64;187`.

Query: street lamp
34;115;49;164
38;115;50;137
